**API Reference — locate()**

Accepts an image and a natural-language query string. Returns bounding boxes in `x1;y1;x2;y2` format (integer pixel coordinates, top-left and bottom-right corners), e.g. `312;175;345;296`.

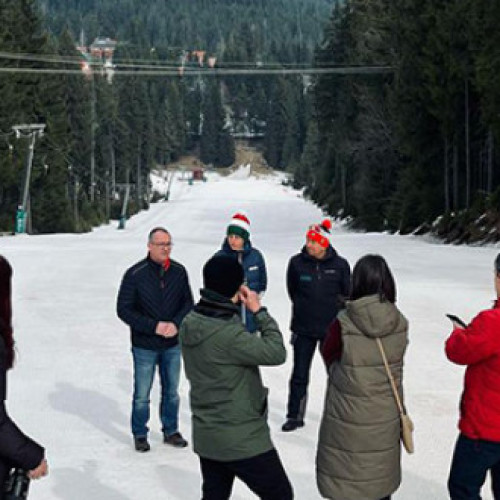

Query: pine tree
200;78;234;167
264;78;288;169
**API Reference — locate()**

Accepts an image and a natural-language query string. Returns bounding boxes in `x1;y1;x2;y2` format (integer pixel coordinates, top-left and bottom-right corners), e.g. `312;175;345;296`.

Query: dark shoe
134;436;150;452
281;419;304;432
164;432;188;448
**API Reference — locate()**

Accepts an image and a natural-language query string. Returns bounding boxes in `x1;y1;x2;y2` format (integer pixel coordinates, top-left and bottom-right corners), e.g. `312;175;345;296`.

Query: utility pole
74;176;79;230
90;72;96;202
105;177;110;222
12;124;46;234
136;136;142;209
465;77;470;208
68;165;79;230
109;133;116;198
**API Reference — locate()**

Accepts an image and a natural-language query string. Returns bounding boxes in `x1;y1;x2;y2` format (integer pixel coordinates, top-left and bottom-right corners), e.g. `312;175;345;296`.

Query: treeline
39;0;331;64
293;0;500;236
7;0;499;238
0;0;331;233
0;0;193;233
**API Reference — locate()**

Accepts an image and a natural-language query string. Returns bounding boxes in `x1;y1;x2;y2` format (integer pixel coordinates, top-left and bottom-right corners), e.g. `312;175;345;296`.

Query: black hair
350;254;396;303
495;253;500;275
0;255;15;369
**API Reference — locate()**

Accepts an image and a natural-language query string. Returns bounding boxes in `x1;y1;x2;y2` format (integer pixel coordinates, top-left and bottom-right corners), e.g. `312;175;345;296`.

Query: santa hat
227;211;250;241
306;219;332;248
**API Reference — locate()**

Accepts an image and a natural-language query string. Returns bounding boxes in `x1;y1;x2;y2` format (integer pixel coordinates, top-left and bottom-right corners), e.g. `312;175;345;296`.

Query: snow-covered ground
1;168;498;499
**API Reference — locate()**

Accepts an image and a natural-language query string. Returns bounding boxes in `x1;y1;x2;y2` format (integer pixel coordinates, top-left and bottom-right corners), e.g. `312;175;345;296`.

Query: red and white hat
306;219;332;248
227;211;250;240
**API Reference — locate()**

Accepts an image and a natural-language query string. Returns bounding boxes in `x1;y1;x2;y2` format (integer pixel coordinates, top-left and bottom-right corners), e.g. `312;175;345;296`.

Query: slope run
1;171;498;499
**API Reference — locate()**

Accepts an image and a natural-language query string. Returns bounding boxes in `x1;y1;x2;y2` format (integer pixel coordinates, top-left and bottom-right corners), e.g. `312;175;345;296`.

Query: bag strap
376;338;406;416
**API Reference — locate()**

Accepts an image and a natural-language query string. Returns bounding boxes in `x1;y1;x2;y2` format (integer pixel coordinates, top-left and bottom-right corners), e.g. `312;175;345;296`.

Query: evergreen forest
0;0;499;242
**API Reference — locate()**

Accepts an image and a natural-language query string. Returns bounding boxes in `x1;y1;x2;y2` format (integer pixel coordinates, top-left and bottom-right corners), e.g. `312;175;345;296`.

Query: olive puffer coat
316;295;408;500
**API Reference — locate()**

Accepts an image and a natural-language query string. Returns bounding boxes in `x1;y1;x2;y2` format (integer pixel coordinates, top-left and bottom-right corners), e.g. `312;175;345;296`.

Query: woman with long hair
0;255;48;493
316;254;409;500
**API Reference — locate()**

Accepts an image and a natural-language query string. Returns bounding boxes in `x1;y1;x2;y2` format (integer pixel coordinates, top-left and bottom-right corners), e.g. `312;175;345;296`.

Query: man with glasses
117;227;194;452
282;219;350;432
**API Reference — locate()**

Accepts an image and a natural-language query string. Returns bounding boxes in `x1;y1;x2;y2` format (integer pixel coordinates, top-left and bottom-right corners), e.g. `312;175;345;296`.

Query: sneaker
281;419;304;432
134;436;150;452
164;432;188;448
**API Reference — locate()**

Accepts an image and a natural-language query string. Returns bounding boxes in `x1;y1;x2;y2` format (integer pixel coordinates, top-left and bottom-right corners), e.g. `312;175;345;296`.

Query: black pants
0;460;12;500
199;448;293;500
286;335;321;420
448;433;500;499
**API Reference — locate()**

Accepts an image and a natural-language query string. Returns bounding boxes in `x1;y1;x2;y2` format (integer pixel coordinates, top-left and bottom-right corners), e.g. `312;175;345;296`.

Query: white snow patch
0;172;497;499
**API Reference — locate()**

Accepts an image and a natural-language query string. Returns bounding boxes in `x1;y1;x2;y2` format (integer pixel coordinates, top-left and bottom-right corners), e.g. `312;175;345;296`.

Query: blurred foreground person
317;254;408;500
0;255;48;498
446;253;500;499
180;255;293;499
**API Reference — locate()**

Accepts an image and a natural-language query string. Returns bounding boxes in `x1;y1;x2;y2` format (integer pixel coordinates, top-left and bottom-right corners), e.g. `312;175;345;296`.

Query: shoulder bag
376;338;414;454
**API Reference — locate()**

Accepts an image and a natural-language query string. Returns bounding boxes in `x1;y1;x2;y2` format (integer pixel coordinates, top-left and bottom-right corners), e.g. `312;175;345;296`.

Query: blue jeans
131;345;181;437
448;433;500;499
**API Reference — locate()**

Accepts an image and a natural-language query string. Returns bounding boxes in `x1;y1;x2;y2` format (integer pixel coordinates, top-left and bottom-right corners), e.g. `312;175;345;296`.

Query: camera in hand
4;468;30;499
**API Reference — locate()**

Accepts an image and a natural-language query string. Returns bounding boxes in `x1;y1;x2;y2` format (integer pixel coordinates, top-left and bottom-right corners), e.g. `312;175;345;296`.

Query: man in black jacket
117;227;194;452
282;220;351;432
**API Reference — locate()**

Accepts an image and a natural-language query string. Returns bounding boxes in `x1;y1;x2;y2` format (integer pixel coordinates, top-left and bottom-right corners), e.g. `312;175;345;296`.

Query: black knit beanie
203;255;244;298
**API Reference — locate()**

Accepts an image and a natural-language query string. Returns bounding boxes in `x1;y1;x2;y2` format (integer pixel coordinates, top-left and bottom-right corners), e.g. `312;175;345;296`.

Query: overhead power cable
0;50;319;68
0;65;393;76
0;50;393;74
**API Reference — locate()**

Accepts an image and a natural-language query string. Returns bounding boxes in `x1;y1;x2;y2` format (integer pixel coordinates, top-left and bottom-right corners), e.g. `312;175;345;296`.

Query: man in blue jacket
117;227;194;452
282;220;351;432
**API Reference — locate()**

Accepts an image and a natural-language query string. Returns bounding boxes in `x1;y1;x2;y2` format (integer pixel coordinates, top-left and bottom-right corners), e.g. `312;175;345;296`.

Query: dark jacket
316;295;408;500
215;239;267;332
287;246;351;338
117;256;194;350
446;298;500;442
179;289;286;461
0;332;44;479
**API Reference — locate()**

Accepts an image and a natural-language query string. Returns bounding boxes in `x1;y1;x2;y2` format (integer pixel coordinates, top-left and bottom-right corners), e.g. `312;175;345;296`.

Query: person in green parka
179;255;293;500
316;254;409;500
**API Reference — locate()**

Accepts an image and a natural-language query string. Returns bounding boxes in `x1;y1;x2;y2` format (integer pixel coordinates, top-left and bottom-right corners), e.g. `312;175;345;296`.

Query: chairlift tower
12;124;46;234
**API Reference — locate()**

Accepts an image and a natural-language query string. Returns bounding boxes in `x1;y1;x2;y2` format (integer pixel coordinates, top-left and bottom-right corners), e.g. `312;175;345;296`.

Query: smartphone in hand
446;314;467;328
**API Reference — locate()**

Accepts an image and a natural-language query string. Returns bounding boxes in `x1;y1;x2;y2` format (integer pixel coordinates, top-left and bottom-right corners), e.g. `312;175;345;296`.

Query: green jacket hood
346;294;407;339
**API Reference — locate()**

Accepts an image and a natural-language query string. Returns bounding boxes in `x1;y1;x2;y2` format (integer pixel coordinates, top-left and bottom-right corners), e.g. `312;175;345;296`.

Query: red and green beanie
306;219;332;248
227;211;250;241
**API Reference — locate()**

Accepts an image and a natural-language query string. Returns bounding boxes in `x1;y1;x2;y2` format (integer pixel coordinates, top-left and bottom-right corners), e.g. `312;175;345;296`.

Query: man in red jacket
446;253;500;500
